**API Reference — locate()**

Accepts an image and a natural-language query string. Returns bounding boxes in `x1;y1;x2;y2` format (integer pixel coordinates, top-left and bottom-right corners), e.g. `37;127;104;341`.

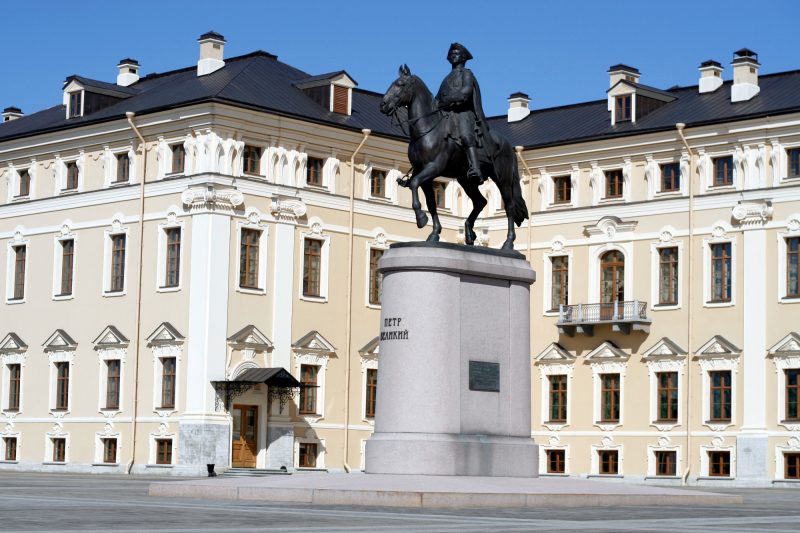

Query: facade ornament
600;435;614;447
548;435;561;446
584;216;638;238
181;185;244;213
787;218;800;232
551;239;564;252
269;195;307;222
711;224;727;239
731;200;773;227
659;230;674;243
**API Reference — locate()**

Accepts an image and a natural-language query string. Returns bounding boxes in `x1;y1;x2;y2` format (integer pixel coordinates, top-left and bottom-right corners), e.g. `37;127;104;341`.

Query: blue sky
3;0;798;117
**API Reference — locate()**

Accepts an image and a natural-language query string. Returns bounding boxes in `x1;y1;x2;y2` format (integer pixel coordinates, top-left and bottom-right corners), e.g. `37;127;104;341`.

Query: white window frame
293;343;332;422
52;229;77;301
44;432;70;464
645;357;685;430
360;351;378;424
94;432;121;465
299;221;330;303
698;355;739;431
103;145;136;187
239;142;265;178
539;444;571;476
56;152;84;194
650;235;683;311
589;159;631;205
97;349;125;415
5;234;29;304
152;344;181;414
647;154;688;199
7;161;35;202
235;216;269;295
156;216;186;293
1;352;26;414
647;441;682;478
540;166;578;210
592;365;626;430
775;437;800;480
149;432;176;466
699;149;742;194
769;339;800;431
700;438;736;478
777;220;800;303
542;247;572;317
364;235;389;309
0;432;20;463
363;163;399;204
102;222;130;297
591;439;623;476
588;242;634;306
300;154;331;190
295;437;325;469
703;229;736;307
48;350;75;414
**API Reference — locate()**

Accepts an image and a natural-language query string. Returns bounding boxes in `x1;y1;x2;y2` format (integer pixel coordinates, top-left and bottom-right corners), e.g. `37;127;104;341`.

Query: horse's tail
508;156;529;227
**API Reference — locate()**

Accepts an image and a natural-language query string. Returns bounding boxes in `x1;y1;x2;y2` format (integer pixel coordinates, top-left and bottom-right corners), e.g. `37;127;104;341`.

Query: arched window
600;250;625;319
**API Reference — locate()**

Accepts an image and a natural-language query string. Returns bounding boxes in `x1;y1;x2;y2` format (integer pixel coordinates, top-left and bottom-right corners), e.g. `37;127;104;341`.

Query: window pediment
227;325;273;351
0;332;27;354
583;216;637;238
535;343;575;364
696;335;741;358
42;329;77;352
585;341;628;362
146;322;184;346
768;332;800;358
92;325;129;349
358;336;379;358
293;330;336;355
642;337;687;359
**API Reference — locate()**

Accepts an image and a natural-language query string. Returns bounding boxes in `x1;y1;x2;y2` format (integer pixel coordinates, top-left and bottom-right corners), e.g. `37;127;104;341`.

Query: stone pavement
149;472;740;508
1;472;799;532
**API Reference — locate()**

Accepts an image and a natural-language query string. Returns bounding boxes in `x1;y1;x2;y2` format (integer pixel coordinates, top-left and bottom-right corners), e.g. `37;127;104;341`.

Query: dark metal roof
118;58;139;66
608;64;639;74
700;59;722;69
3;106;22;114
234;367;301;388
65;75;140;96
509;91;529;99
200;31;225;41
295;70;356;85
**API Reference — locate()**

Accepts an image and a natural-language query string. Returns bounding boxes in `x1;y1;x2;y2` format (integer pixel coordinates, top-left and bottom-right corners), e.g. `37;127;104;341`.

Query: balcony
557;300;651;336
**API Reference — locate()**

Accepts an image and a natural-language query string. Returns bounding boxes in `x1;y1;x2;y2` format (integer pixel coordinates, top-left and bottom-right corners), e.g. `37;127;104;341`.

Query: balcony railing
557;300;651;336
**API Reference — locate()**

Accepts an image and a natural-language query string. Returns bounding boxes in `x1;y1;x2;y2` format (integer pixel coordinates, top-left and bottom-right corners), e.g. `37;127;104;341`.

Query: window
164;228;181;288
547;449;565;474
598;450;619;475
600;250;625;313
368;248;384;305
7;364;21;411
713;156;733;187
709;370;732;421
708;451;730;477
710;243;732;302
65;162;79;190
365;368;377;418
115;153;130;183
59;239;74;296
243;145;261;175
548;375;568;423
370;169;387;198
615;95;631;122
171;144;185;174
110;234;126;293
52;438;66;462
68;92;82;118
55;362;69;410
11;245;26;300
786;453;800;479
299;442;317;467
600;374;620;422
553;176;571;204
787;237;799;298
299;364;319;415
106;360;120;410
433;180;447;208
789;148;800;178
660;163;680;192
17;169;30;197
102;438;117;464
658;247;678;305
550;256;569;311
657;372;678;422
239;228;261;289
333;85;348;114
656;450;677;476
307;157;324;187
303;239;322;297
4;437;16;461
155;439;172;465
786;369;799;421
604;169;623;198
160;357;176;409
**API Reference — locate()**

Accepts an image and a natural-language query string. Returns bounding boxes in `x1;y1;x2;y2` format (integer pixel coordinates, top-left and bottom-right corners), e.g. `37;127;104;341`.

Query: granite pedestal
365;242;538;477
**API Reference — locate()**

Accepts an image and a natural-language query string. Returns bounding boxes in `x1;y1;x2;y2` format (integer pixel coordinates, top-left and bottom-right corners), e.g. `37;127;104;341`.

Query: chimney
2;107;23;122
608;64;640;88
698;60;723;93
116;58;140;87
507;92;530;122
731;48;760;102
197;31;226;76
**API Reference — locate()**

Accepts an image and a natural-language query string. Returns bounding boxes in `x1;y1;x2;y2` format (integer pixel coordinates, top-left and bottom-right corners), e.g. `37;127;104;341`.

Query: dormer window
68;92;82;118
294;71;357;116
615;95;631;122
332;85;348;114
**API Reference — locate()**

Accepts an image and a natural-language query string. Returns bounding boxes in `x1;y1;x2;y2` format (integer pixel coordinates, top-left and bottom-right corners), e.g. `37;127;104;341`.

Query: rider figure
436;43;491;185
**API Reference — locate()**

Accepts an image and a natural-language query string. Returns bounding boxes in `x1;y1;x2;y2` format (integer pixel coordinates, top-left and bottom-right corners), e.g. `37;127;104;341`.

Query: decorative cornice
181;185;243;213
270;194;307;223
731;200;772;227
584;216;638;238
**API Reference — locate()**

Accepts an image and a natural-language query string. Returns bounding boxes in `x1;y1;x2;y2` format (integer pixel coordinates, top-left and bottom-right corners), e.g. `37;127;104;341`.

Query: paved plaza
0;472;798;532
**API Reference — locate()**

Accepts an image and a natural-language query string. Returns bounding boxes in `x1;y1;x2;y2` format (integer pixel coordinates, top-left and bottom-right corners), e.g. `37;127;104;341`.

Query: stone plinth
365;242;538;477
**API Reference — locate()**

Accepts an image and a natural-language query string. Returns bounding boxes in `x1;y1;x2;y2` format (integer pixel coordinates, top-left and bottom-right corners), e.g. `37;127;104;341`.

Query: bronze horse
380;65;528;250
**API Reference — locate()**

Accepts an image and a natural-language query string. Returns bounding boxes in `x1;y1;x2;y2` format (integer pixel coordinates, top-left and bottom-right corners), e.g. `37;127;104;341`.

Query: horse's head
380;64;416;115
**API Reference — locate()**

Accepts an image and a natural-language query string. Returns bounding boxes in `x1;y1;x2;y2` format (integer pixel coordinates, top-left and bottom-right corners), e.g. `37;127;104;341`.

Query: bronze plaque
468;361;500;392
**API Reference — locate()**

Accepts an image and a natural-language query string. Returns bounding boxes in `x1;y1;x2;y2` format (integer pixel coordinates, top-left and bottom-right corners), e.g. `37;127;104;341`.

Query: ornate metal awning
212;367;301;412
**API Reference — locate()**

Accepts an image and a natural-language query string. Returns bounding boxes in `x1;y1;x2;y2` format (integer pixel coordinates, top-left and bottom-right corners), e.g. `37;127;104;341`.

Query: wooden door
232;404;258;468
600;251;625;320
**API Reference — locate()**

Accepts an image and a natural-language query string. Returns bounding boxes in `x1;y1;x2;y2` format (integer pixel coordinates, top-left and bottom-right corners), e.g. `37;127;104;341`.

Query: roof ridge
135;50;277;84
210;55;263;98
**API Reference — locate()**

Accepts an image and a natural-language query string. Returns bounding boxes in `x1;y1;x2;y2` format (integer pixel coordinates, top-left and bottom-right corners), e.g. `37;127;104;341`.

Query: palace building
1;35;798;485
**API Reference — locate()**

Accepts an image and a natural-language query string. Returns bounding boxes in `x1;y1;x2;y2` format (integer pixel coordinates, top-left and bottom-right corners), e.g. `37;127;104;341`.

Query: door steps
221;468;291;478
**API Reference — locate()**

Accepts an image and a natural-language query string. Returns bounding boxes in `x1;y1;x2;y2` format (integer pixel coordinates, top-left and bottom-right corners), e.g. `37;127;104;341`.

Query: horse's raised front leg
403;164;441;229
457;177;487;246
420;180;441;242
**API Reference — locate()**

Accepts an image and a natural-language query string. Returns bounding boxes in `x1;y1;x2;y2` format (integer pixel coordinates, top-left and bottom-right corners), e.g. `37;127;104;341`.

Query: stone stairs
221;468;291;478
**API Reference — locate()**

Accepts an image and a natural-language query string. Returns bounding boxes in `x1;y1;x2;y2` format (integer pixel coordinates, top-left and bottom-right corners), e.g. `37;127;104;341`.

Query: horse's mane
406;74;435;106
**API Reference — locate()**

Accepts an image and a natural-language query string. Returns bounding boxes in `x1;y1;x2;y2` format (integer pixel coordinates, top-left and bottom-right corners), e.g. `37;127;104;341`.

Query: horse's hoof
501;239;515;251
416;212;428;229
426;233;440;243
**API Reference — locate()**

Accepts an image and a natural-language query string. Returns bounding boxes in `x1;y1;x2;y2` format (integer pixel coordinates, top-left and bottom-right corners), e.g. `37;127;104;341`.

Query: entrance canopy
233;367;301;388
212;367;301;412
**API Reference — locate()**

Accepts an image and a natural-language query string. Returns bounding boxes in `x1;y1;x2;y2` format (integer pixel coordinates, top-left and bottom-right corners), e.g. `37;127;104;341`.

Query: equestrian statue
380;43;528;251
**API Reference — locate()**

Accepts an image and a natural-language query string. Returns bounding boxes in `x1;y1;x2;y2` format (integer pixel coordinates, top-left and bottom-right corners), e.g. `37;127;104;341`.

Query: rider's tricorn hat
448;42;473;61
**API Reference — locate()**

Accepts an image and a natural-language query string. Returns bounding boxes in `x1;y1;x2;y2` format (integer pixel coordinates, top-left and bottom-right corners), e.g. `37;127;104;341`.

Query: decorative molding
642;337;687;359
731;200;773;227
535;343;575;365
696;335;741;358
145;322;185;347
92;326;129;349
0;333;27;354
42;330;78;352
181;185;243;213
583;216;638;239
270;195;307;223
227;325;273;351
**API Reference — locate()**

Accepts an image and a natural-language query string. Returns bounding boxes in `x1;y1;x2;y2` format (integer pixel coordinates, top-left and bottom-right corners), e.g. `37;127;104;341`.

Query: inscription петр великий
380;317;408;341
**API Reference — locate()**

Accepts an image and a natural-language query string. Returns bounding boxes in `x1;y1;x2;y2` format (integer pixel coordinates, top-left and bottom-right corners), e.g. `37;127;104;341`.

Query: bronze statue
380;46;528;251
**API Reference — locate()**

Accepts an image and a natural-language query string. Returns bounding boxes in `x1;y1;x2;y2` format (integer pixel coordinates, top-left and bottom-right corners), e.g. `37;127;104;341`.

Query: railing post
559;304;564;322
634;299;640;319
578;303;583;322
613;299;618;320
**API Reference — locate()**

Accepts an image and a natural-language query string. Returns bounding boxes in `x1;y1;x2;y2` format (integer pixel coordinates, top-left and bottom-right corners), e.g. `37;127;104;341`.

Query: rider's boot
466;146;486;185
